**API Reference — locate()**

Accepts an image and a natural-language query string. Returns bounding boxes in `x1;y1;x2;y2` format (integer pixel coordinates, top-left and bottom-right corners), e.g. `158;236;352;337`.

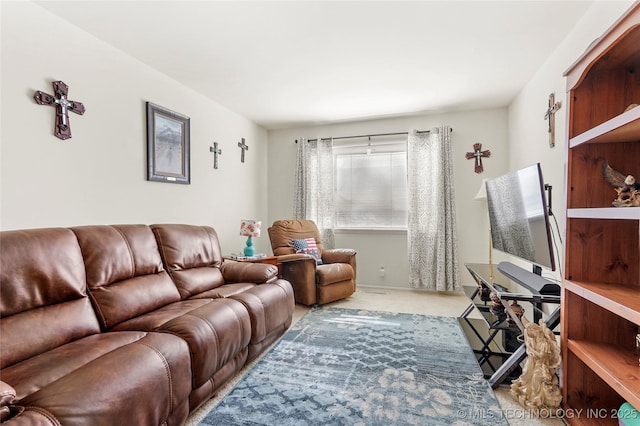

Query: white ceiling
35;1;596;130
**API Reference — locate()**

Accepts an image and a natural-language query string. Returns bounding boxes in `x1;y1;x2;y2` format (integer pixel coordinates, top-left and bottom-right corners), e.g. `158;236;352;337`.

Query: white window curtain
407;127;460;291
293;138;335;248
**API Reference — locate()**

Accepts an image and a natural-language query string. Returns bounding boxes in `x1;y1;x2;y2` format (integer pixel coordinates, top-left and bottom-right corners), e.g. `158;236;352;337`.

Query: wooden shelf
569;107;640;147
564;280;640;325
567;208;640;220
567;339;640;410
563;4;640;423
560;415;612;426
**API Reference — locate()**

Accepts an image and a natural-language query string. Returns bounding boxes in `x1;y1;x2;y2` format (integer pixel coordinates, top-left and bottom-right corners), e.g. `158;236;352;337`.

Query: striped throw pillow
291;238;323;265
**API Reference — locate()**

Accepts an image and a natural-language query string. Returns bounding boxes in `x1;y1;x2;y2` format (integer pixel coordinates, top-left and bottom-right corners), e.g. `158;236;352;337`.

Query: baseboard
356;284;462;294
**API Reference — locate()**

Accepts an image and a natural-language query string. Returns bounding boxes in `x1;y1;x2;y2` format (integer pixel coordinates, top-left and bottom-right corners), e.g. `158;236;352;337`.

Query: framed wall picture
146;102;190;184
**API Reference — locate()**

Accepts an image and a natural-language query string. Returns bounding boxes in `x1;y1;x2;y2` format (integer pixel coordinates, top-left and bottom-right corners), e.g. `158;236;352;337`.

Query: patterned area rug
199;307;507;425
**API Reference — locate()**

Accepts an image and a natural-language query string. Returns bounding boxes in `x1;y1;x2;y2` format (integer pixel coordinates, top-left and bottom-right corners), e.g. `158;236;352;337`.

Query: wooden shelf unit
562;3;640;425
569;107;640;147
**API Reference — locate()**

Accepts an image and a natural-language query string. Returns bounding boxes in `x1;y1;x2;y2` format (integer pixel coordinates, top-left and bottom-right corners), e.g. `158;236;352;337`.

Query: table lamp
240;219;261;256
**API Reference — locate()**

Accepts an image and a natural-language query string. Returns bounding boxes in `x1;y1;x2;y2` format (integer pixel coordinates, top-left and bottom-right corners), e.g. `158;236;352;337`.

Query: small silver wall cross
238;138;248;163
544;93;561;148
34;80;85;140
209;142;222;169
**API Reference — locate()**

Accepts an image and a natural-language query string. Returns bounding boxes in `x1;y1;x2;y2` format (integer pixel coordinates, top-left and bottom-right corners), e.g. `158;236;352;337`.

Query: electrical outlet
379;266;385;278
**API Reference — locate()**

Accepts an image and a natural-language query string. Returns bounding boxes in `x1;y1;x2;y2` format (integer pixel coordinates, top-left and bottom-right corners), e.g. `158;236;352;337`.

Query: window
334;141;407;229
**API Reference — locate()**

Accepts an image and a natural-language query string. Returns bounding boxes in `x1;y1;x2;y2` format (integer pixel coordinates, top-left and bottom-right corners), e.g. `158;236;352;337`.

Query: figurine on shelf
490;304;507;323
510;318;562;417
507;301;525;326
489;291;502;306
602;161;640;207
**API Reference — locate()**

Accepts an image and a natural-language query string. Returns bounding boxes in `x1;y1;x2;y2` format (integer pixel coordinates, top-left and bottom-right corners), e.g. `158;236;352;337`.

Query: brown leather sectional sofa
0;224;295;425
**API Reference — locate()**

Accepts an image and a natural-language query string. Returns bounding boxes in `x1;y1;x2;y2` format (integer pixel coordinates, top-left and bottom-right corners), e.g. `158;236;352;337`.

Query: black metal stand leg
488;343;526;388
461;287;479;318
463;317;507;375
461;303;476;318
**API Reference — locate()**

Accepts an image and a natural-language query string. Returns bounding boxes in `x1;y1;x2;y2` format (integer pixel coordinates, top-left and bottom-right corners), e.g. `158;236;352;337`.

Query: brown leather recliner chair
268;220;356;305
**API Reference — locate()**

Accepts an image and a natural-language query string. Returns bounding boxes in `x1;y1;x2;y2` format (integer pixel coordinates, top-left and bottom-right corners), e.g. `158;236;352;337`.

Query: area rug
199;307;507;425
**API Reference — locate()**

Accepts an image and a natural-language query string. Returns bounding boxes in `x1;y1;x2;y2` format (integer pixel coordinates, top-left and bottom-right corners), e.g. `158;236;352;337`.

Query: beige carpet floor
185;287;564;426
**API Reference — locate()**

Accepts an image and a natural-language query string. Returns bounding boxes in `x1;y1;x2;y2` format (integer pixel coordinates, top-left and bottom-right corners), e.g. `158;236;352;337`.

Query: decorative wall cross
466;143;491;174
34;81;85;140
238;138;248;163
209;142;222;169
544;93;561;148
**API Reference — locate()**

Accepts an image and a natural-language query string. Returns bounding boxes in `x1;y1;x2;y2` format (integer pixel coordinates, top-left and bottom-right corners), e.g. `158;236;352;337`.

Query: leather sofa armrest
322;249;357;284
220;261;278;284
322;248;356;265
0;381;16;422
276;253;316;263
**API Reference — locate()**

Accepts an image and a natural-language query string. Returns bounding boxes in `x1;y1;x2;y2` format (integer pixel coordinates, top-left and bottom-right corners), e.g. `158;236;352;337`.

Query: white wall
507;0;635;281
267;1;635;290
0;1;270;254
267;109;510;288
4;1;633;283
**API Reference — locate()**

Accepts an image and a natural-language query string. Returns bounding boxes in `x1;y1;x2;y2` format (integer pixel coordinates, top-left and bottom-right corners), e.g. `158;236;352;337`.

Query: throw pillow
290;238;323;265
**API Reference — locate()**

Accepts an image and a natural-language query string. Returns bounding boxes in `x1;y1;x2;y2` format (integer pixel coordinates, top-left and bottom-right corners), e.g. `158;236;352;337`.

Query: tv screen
486;163;555;272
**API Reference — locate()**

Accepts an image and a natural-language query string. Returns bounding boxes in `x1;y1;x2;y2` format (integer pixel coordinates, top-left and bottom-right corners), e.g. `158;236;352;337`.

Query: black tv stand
497;262;560;296
462;263;561;388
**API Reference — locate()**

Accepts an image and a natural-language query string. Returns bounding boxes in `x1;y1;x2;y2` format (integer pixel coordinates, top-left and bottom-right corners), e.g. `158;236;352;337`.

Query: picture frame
146;102;190;184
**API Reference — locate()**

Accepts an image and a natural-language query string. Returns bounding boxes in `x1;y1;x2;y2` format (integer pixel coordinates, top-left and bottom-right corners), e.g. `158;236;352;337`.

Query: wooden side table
224;255;281;278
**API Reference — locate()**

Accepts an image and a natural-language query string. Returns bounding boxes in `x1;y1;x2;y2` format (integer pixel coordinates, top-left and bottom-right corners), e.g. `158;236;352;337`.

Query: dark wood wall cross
34;81;85;140
238;138;248;163
544;93;562;148
465;143;491;174
209;142;222;169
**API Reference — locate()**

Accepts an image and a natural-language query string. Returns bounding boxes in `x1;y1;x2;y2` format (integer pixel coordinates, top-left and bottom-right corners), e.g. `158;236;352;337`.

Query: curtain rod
295;128;453;143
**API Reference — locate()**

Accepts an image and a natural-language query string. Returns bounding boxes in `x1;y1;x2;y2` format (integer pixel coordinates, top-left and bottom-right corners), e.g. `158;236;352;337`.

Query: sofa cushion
2;331;183;401
151;224;226;299
113;298;251;391
72;225;182;329
0;228;100;369
6;331;192;426
0;299;101;371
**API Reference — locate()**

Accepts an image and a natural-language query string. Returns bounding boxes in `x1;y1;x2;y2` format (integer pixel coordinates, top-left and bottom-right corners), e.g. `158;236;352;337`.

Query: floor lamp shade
474;178;488;201
240;220;261;256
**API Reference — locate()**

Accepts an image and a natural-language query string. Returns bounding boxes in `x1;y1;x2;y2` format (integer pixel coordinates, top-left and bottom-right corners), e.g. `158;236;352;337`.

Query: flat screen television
485;163;560;295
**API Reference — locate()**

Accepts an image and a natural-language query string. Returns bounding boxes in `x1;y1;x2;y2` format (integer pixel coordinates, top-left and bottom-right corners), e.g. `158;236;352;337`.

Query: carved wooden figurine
602;161;640;207
510;318;562;417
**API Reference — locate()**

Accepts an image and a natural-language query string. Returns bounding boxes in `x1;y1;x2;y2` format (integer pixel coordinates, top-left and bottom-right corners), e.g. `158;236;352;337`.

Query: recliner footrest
231;279;295;361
